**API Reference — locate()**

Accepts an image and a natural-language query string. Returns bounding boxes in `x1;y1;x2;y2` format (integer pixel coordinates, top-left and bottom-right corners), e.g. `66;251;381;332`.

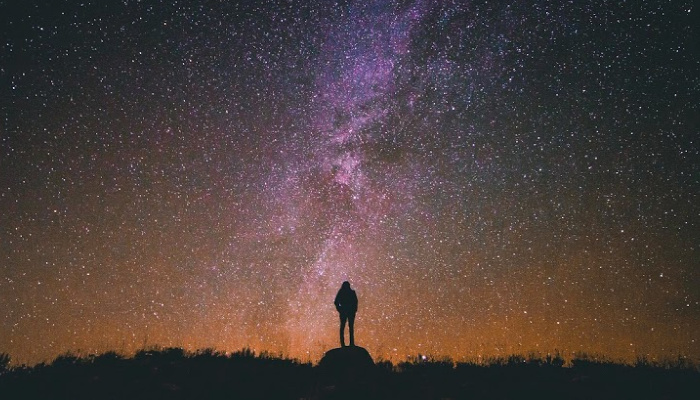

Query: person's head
341;281;351;290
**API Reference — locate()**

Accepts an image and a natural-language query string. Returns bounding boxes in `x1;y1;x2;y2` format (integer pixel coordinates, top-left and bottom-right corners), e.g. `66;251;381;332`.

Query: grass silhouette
1;349;698;399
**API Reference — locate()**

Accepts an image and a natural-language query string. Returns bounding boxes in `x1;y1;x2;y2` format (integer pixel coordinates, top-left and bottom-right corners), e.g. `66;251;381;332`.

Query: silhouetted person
334;281;358;347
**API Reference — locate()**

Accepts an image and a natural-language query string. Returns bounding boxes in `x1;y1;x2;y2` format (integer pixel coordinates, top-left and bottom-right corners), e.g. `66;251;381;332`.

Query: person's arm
334;291;341;311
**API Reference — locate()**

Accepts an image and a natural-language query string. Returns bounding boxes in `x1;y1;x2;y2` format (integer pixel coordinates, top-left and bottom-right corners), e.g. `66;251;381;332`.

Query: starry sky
2;0;698;366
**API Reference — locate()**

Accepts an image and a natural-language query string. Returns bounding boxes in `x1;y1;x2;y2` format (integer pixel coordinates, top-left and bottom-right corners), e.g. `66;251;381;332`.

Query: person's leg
348;313;355;346
339;314;347;347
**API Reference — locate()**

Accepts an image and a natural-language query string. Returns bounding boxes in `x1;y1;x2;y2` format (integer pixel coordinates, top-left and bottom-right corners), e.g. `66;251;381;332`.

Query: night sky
2;0;698;366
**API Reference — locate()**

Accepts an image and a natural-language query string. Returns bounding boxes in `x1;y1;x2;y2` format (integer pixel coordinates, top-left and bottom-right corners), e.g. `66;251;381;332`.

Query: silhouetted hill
0;349;698;399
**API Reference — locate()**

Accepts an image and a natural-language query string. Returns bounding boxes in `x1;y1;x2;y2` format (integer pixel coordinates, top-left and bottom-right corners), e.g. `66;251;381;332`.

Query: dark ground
1;349;698;399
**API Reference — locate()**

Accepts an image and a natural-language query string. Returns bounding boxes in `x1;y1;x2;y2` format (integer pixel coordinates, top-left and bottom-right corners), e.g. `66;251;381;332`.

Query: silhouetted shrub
0;353;9;373
544;351;566;367
51;352;81;368
231;347;256;359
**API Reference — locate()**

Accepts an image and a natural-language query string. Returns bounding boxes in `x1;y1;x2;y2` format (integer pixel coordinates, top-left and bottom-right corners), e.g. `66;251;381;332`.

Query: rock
315;347;379;399
318;346;375;381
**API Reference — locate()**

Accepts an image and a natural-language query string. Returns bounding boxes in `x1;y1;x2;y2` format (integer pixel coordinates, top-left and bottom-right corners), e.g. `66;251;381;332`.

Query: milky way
2;0;699;365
